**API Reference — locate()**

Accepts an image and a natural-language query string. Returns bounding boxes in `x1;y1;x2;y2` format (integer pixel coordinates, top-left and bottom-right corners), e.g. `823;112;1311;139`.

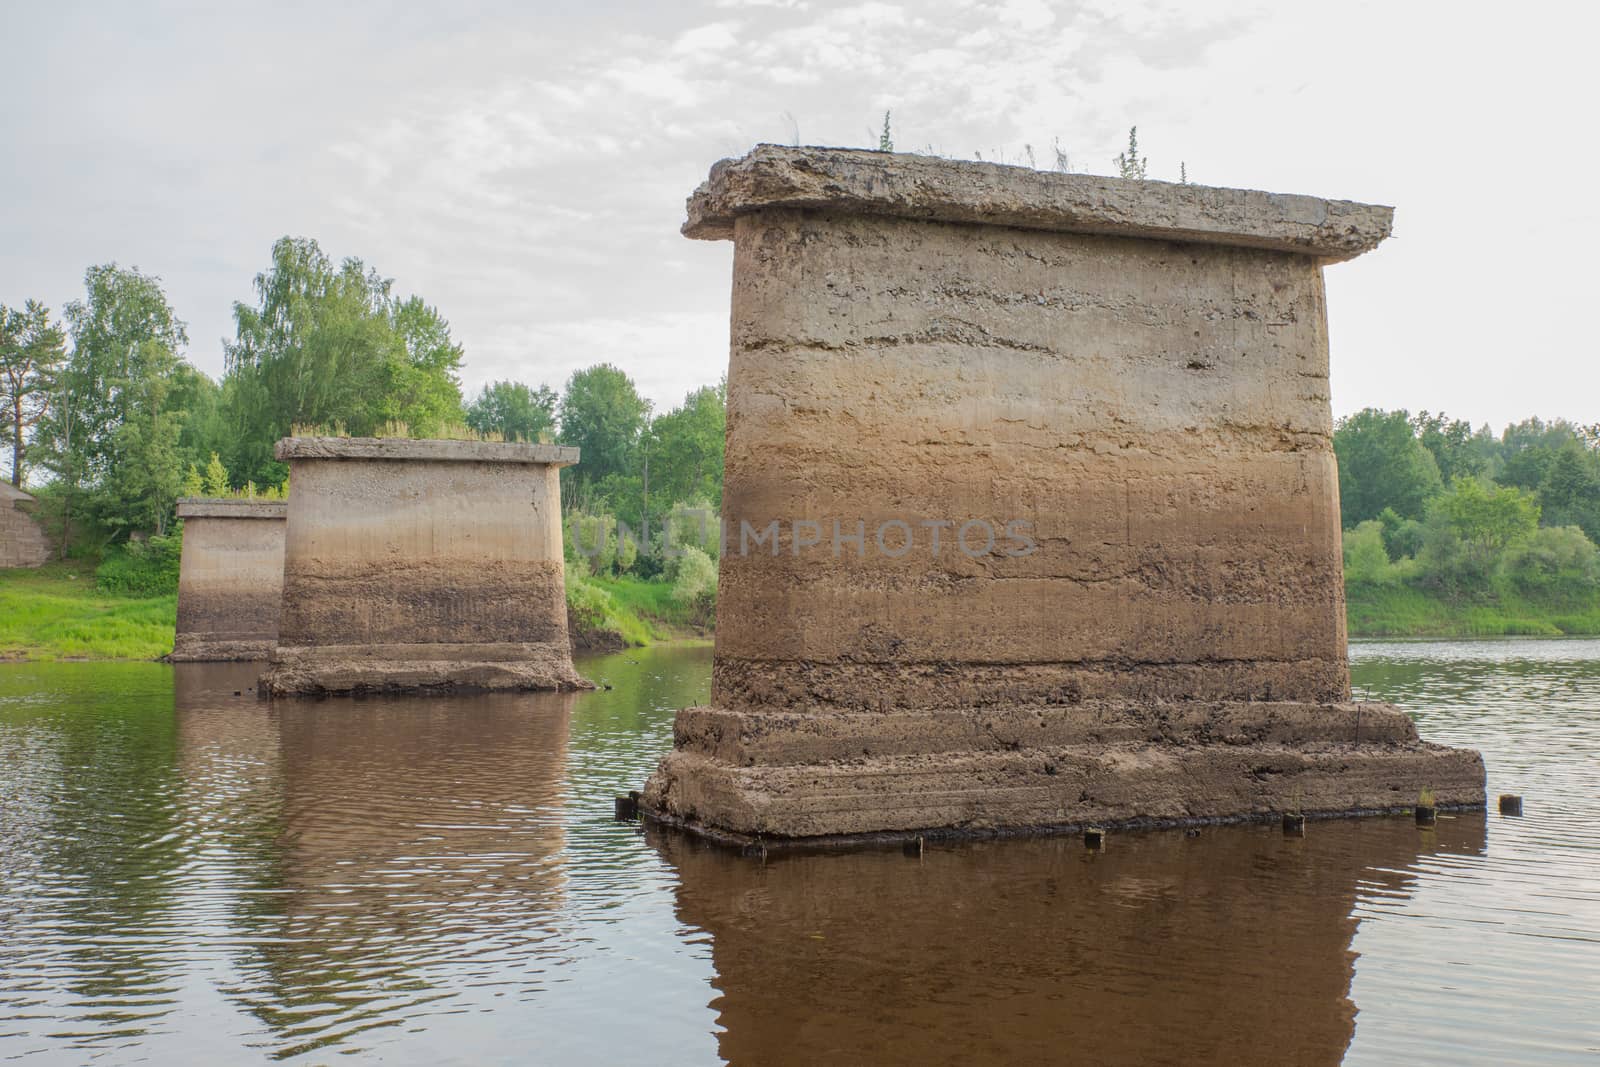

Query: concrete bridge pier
641;146;1485;844
172;498;287;661
261;437;590;696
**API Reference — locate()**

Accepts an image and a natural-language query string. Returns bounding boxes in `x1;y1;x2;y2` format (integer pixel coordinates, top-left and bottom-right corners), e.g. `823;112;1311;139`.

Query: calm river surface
1;640;1597;1065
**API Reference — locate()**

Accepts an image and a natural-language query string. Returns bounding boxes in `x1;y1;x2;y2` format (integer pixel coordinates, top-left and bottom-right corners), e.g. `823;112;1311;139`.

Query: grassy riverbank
565;571;712;650
0;562;177;661
0;562;707;662
1345;582;1600;637
7;560;1595;662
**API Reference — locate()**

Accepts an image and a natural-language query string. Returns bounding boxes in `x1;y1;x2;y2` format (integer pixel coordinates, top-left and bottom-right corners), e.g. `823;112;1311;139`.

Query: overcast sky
2;0;1594;429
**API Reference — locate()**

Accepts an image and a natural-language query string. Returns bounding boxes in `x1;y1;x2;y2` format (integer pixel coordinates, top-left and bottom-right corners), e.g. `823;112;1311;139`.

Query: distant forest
6;244;1598;614
1334;410;1600;601
0;241;726;607
0;239;724;601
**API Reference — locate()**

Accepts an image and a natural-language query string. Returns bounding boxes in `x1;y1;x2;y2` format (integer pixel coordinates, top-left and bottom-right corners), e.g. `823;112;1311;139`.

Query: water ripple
1;642;1597;1063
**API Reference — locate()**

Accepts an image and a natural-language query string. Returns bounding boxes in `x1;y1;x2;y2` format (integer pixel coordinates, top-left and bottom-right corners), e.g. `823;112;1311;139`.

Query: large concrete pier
172;498;286;661
642;146;1484;842
261;437;590;695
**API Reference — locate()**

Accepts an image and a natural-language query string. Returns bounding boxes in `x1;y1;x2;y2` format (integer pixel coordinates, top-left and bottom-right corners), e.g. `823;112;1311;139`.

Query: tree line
1335;409;1600;597
10;241;1595;609
0;237;724;574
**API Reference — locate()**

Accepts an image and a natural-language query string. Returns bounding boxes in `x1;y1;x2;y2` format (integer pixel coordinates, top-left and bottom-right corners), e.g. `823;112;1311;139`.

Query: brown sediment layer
170;635;278;662
568;605;626;655
278;559;567;647
669;701;1420;764
712;659;1351;710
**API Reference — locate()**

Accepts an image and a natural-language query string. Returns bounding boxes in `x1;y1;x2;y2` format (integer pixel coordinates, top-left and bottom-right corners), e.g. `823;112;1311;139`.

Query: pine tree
1116;126;1147;180
878;111;894;152
202;451;230;496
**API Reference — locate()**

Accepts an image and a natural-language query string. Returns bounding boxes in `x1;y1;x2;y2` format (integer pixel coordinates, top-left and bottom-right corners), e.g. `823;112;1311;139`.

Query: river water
0;640;1596;1065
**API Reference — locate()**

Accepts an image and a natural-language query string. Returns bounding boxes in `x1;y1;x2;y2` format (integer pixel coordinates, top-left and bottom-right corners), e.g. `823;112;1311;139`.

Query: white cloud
2;0;1597;428
673;21;741;53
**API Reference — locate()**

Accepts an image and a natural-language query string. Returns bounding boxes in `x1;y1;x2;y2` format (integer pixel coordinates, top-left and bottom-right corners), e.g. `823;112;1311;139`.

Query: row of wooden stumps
1281;793;1526;837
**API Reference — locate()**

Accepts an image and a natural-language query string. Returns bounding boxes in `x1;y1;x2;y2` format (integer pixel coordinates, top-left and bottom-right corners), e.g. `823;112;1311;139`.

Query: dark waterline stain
0;640;1596;1064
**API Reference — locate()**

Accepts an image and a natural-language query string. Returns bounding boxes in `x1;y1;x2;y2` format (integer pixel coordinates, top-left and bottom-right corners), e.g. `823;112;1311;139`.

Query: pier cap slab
275;437;579;466
684;145;1393;262
177;498;287;521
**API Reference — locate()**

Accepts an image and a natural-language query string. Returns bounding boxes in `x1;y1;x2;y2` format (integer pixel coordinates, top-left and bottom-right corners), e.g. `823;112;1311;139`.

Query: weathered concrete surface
684;145;1394;261
0;482;49;569
643;147;1483;842
172;498;286;661
261;437;591;696
648;704;1483;840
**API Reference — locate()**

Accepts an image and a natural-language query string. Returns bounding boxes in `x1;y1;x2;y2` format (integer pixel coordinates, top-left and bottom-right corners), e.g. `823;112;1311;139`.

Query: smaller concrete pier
261;436;590;696
0;483;49;569
172;498;287;661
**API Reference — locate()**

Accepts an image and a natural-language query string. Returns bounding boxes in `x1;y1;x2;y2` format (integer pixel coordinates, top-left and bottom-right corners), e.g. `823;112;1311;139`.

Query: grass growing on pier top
287;420;549;444
0;562;176;661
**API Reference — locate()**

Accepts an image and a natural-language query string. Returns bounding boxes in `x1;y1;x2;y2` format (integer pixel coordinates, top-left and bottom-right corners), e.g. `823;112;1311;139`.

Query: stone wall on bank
642;146;1484;842
0;483;49;569
172;499;287;661
262;437;590;695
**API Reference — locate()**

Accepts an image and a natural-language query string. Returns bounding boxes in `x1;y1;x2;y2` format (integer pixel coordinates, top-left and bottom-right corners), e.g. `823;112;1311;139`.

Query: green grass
1346;581;1600;638
0;561;177;661
1;559;709;663
591;575;707;631
566;572;711;648
9;555;1595;662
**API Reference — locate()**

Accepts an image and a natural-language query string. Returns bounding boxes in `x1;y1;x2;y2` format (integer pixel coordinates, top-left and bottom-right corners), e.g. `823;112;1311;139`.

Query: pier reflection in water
652;816;1484;1066
1;641;1597;1064
174;663;576;1058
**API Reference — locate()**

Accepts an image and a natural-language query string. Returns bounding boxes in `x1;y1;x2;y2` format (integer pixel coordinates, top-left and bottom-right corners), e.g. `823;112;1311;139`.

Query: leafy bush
563;562;657;647
666;545;718;606
1503;526;1600;593
1343;521;1391;583
615;531;639;574
663;501;721;561
565;511;617;574
95;532;182;595
1377;507;1425;561
564;561;613;627
1418;478;1540;590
